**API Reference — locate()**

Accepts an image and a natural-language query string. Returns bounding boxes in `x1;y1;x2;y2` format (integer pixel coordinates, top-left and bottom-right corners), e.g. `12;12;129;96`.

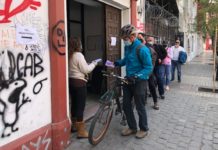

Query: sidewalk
66;51;218;150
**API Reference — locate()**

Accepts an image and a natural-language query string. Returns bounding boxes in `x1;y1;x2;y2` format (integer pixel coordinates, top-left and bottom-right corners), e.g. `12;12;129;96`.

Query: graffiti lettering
0;0;41;23
33;78;48;95
52;20;66;55
16;53;44;78
21;130;51;150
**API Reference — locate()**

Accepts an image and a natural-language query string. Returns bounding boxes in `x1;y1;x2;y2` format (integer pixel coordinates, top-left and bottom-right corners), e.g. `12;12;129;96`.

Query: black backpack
154;44;167;60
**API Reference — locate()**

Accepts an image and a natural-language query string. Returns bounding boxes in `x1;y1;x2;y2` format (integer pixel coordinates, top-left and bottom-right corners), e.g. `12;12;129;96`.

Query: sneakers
165;86;170;91
121;128;137;136
153;102;159;110
135;130;148;139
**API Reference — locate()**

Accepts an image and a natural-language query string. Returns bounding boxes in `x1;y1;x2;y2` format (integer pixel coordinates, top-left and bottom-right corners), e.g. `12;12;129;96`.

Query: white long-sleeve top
171;46;185;61
69;52;96;82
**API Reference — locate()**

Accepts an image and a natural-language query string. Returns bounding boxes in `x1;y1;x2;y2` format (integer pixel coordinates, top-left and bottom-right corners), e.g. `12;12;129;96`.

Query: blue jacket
116;39;153;80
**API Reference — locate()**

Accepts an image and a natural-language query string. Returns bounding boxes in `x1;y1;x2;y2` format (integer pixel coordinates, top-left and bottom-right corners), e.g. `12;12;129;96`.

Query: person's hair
68;37;82;58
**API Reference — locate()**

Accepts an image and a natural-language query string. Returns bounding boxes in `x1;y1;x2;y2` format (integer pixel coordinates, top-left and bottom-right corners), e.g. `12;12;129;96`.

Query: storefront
0;0;132;149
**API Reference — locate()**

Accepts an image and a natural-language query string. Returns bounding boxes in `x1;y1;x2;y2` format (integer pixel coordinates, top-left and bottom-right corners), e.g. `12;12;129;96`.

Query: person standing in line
68;37;98;138
171;40;185;83
162;43;173;90
146;37;167;99
138;33;159;110
114;24;153;139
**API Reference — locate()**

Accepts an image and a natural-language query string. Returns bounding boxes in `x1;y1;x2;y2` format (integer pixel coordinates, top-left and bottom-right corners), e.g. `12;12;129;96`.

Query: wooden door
105;5;121;88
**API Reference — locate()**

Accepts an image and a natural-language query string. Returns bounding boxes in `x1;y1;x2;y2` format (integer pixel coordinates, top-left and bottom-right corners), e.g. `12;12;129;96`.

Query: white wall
98;0;130;9
121;7;131;77
177;0;203;61
0;0;51;146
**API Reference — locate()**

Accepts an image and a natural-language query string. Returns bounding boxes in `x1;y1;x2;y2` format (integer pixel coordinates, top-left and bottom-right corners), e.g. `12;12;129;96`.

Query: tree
197;0;218;92
197;0;218;37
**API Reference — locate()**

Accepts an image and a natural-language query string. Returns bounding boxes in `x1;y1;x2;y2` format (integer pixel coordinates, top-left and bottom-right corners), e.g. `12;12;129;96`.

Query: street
66;51;218;150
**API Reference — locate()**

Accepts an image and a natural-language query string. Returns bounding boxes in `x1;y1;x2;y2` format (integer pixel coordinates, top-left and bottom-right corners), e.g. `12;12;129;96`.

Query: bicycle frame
88;72;128;145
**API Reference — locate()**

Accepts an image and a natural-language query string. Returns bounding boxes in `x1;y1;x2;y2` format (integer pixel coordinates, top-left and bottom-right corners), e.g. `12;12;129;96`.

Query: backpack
136;44;156;67
154;44;167;60
178;51;187;64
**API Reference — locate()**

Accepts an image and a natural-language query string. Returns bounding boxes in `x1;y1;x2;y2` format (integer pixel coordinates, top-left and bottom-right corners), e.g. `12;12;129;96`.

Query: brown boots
75;121;88;138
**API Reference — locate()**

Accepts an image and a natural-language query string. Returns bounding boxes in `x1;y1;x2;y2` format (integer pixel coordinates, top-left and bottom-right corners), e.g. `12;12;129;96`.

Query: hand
126;76;137;84
158;59;161;64
114;61;119;66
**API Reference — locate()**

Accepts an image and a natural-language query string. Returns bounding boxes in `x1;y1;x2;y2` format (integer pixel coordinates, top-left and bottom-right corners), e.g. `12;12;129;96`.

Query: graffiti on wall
21;130;51;150
22;130;51;150
0;0;41;23
52;20;66;55
0;49;46;138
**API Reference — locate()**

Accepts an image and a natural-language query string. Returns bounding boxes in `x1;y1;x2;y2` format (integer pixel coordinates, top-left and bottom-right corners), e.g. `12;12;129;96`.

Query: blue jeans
154;65;165;96
123;80;149;131
163;65;171;85
171;60;181;81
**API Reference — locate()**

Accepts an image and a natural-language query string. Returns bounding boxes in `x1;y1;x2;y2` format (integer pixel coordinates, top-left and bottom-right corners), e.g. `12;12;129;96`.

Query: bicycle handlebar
102;71;128;84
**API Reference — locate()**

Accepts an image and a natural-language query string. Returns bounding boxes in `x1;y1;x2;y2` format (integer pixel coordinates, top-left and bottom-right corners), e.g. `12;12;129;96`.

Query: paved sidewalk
66;51;218;150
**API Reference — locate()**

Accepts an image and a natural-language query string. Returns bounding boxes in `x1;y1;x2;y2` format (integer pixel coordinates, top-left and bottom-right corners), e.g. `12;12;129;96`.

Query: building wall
98;0;130;9
177;0;203;61
0;0;51;147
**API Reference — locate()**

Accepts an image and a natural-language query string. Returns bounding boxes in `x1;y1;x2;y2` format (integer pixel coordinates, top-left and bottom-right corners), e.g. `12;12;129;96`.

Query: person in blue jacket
114;24;153;139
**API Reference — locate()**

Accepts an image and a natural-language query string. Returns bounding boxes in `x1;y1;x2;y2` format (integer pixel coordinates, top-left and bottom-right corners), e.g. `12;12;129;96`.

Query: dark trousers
171;60;182;81
123;80;149;131
148;74;158;103
69;84;87;121
154;65;165;96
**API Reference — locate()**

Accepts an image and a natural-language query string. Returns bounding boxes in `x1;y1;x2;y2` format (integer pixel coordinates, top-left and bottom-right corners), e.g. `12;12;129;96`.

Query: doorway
67;0;121;120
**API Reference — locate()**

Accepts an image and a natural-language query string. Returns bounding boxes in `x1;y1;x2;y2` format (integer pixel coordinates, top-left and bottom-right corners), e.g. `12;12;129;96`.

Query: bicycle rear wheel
88;103;113;145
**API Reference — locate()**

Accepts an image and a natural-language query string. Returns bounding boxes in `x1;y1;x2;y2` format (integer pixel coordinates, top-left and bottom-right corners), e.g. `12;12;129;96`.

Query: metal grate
198;87;218;93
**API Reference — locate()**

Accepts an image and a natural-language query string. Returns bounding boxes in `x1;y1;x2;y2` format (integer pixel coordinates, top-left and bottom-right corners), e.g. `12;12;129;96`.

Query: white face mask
124;40;132;46
148;41;154;45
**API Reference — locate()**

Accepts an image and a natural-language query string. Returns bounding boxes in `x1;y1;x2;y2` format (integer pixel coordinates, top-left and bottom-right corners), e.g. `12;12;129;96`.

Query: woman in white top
68;37;97;138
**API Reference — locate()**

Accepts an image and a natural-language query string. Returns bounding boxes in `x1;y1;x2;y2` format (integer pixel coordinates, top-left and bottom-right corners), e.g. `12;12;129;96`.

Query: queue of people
68;24;186;140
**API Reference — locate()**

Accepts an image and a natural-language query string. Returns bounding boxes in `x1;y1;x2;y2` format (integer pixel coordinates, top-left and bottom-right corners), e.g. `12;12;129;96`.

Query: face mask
148;41;154;45
124;40;132;46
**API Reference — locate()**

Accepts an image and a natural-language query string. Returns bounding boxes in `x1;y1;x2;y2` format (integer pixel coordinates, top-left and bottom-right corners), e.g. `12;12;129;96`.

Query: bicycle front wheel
88;103;113;145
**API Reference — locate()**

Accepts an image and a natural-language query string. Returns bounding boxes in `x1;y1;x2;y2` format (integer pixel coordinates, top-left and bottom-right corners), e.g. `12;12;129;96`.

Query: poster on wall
16;25;39;45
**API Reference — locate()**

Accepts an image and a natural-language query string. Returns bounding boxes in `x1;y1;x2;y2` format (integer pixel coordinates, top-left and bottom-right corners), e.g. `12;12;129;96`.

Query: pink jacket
162;47;173;65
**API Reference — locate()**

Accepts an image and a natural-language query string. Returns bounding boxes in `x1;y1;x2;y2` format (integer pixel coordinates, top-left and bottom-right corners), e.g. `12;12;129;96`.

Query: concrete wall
0;0;51;147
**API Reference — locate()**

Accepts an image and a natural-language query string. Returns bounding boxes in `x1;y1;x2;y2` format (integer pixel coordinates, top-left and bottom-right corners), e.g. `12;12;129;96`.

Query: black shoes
160;95;165;99
153;102;159;110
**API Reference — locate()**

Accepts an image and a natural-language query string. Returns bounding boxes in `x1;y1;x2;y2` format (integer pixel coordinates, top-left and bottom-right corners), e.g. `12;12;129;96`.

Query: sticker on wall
16;25;39;45
111;37;116;46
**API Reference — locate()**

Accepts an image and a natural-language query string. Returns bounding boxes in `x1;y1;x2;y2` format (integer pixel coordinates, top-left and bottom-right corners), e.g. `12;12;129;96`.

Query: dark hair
68;37;82;58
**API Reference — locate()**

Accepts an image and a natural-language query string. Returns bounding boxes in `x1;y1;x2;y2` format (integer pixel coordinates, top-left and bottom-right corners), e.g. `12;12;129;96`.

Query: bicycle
88;71;128;145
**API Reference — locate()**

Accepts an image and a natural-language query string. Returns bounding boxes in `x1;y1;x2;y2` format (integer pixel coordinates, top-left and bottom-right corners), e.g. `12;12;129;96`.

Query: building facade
0;0;136;149
177;0;204;61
